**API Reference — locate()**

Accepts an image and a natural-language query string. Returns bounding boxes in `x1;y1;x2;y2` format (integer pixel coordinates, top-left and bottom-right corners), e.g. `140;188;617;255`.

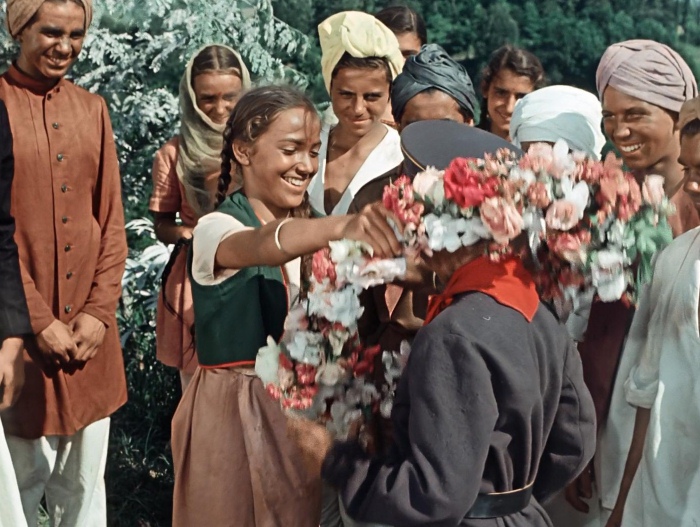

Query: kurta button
62;216;68;224
66;271;73;279
52;122;59;129
64;244;71;252
57;154;64;161
64;305;72;314
61;184;67;192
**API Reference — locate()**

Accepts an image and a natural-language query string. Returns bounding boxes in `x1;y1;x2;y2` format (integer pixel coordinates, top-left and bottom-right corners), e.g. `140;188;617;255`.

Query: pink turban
6;0;93;38
596;39;697;113
680;97;700;131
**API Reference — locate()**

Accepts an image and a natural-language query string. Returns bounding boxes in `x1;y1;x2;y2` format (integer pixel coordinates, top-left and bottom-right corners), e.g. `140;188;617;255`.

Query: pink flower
295;364;317;386
519;143;553;173
545;200;580;231
527;181;551;208
383;176;424;226
642;175;665;207
266;383;282;400
443;158;499;209
548;231;591;265
312;248;337;284
480;197;524;244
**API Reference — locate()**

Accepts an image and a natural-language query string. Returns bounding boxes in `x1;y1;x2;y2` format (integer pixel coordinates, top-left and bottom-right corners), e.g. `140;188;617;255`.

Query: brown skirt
171;367;322;527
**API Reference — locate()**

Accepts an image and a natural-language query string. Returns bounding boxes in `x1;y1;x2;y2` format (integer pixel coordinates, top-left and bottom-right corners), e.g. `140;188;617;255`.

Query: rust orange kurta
0;65;127;439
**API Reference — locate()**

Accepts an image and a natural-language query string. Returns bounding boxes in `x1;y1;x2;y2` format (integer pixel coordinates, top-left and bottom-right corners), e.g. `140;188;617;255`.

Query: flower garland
255;240;408;438
256;139;673;432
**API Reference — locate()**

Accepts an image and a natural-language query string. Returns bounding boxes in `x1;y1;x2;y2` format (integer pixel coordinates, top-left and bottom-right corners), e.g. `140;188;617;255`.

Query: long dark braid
293;192;314;294
217;117;236;208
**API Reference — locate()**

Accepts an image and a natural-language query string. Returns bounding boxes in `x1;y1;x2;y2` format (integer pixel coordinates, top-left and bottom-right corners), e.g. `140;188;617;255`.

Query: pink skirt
171;367;322;527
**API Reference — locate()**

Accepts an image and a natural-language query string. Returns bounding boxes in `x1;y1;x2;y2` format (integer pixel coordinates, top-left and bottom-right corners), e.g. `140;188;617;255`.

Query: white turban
510;85;606;160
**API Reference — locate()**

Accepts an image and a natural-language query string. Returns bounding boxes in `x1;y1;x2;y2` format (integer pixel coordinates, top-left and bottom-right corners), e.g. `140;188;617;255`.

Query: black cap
400;121;523;177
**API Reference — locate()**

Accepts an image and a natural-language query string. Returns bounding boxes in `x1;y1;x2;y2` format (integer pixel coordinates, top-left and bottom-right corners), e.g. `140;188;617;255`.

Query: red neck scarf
425;256;540;325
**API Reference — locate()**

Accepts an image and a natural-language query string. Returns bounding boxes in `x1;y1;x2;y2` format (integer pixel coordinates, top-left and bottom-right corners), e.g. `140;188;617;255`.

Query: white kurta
307;123;403;217
609;227;700;526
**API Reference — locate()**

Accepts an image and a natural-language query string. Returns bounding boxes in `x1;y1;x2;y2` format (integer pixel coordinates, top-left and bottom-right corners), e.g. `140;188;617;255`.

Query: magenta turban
596;39;697;112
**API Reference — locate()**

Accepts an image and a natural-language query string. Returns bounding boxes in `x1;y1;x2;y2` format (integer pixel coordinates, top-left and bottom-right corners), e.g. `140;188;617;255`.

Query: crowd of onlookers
2;0;700;526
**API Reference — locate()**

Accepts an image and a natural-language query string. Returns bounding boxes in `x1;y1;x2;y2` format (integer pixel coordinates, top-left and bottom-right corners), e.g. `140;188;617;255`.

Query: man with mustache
0;1;127;525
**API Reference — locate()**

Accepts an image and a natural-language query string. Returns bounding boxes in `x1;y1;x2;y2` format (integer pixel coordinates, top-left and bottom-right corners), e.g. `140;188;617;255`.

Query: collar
7;63;67;95
424;255;540;325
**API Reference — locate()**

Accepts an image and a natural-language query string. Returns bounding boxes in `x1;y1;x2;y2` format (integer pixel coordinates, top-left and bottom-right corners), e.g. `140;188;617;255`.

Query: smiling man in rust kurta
0;0;127;525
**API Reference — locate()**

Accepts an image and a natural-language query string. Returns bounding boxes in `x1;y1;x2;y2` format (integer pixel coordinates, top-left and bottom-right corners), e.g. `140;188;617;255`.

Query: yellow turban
6;0;93;39
318;11;404;93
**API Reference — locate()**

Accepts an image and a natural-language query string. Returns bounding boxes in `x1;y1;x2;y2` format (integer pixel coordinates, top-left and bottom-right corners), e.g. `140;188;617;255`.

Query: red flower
279;353;294;371
443;158;499;209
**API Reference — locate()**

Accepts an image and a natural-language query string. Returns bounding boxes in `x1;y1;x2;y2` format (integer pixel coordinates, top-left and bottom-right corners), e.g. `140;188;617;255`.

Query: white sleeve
191;212;253;286
623;277;660;409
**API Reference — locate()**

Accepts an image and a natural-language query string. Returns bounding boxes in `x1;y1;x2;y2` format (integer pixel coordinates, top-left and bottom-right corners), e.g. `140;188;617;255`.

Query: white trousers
4;417;110;527
0;418;28;527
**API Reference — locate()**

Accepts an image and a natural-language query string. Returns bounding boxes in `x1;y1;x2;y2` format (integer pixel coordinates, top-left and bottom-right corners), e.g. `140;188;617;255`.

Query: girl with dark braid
170;85;403;527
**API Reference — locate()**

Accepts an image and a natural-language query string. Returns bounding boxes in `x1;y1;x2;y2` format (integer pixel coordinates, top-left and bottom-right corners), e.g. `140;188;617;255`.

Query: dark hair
331;53;393;88
191;45;244;86
681;118;700;138
478;45;545;130
375;5;427;46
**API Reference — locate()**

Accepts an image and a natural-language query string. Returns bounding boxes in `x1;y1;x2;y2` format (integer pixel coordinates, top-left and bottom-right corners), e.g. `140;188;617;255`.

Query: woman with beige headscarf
149;44;250;391
307;11;405;219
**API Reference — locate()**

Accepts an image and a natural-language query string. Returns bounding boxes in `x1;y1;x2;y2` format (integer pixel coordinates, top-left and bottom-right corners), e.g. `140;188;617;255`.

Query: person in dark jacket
0;97;32;527
288;121;596;527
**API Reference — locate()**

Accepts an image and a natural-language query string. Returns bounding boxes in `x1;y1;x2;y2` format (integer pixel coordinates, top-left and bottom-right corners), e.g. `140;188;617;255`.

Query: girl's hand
342;203;403;259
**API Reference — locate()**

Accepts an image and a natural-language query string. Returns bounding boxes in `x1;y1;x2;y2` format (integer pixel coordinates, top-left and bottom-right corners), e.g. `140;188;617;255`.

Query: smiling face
680;132;700;213
16;1;86;85
330;67;391;139
193;72;243;125
399;90;472;130
484;68;534;140
235;107;321;217
602;86;679;172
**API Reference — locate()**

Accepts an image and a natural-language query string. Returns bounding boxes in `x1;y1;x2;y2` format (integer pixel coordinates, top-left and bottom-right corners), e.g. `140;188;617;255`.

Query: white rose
255;336;281;386
412;166;444;202
592;250;627;302
286;331;323;366
315;362;347;386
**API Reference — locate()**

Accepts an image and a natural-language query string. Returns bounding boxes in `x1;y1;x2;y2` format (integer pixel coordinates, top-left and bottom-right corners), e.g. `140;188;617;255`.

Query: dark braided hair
217;85;318;287
478;45;545;132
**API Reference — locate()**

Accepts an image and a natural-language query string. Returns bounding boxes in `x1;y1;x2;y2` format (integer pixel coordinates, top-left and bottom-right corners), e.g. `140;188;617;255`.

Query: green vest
189;192;288;367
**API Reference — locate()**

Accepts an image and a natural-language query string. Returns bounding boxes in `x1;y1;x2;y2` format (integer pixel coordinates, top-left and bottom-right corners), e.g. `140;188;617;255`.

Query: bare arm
605;407;651;527
215;203;403;270
152;212;193;245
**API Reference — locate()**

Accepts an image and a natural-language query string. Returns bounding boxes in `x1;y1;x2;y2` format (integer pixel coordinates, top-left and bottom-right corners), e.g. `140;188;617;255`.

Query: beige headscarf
7;0;93;38
318;11;404;94
680;97;700;131
596;39;698;113
176;44;251;218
